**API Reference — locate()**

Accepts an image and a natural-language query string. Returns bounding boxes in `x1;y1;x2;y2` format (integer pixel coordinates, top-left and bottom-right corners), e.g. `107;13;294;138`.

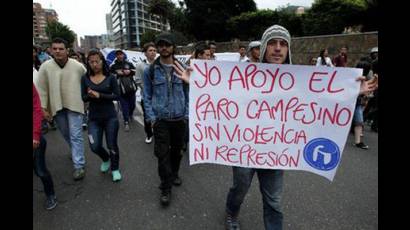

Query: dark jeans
119;93;136;123
153;119;186;192
33;136;55;197
87;117;120;170
226;167;284;230
141;100;153;138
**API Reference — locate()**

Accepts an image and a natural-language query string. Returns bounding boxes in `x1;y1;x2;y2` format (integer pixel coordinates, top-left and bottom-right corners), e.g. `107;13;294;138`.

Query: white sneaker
145;136;152;144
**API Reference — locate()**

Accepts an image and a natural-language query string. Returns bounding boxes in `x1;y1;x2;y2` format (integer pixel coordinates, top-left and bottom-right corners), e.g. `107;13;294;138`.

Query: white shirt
316;57;334;67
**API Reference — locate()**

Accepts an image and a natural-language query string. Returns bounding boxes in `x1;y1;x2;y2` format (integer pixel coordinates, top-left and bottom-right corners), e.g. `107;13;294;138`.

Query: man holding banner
224;25;291;230
174;24;377;230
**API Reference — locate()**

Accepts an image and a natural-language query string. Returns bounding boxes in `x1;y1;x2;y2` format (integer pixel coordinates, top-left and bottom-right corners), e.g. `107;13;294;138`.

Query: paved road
33;108;378;230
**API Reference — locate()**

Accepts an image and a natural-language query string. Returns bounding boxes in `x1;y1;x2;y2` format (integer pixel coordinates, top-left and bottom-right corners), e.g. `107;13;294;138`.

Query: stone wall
178;32;378;67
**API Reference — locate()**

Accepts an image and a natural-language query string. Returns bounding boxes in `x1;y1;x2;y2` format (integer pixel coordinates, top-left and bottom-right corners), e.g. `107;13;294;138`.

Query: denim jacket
143;59;189;122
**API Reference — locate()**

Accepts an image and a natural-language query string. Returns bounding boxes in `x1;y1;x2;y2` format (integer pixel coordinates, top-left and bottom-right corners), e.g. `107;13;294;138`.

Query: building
110;0;169;49
81;35;102;54
33;3;49;45
33;3;59;46
106;13;116;48
44;9;58;22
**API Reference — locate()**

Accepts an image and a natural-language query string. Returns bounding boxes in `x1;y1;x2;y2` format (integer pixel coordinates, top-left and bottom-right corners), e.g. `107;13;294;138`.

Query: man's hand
42;109;52;122
116;69;124;75
33;140;40;149
173;60;192;84
123;69;131;75
357;75;378;95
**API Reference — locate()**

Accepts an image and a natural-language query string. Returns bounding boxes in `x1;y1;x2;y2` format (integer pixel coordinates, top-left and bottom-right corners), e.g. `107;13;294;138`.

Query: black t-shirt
81;74;120;120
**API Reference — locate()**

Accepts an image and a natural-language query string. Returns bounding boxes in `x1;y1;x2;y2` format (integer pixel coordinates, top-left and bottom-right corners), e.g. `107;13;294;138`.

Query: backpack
118;75;137;95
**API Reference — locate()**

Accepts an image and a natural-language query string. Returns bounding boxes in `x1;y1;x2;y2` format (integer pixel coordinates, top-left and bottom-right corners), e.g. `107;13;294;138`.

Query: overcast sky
34;0;314;39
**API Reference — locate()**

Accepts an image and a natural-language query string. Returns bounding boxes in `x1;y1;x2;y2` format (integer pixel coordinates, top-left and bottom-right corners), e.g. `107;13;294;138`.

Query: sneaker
354;142;369;150
112;170;122;182
145;136;152;144
73;168;85;181
160;190;171;206
172;176;182;186
45;195;58;210
124;122;130;132
100;161;110;173
225;213;240;230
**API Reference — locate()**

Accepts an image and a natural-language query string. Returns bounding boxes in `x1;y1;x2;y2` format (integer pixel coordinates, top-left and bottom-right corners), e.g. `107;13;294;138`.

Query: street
33;108;378;230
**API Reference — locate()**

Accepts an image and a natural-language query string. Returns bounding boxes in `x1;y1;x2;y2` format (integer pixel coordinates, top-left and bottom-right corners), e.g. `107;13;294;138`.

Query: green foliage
45;21;76;48
140;30;160;46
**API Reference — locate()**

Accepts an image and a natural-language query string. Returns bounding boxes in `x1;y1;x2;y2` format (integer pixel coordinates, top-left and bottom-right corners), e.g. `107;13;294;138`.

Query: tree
302;0;367;35
147;0;175;27
184;0;257;41
227;9;304;41
45;21;76;48
140;30;160;46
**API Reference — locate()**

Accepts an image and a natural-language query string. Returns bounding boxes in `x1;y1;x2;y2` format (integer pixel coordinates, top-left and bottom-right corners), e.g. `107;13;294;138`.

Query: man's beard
160;51;172;58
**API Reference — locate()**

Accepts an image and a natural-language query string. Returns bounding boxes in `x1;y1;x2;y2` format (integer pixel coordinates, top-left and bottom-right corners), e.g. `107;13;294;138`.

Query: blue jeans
87;117;120;170
353;104;364;126
226;167;284;230
54;108;86;169
119;93;136;123
33;136;55;197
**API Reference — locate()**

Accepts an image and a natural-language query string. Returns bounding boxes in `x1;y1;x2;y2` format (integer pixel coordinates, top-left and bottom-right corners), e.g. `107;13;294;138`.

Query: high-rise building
33;3;49;44
33;3;59;45
110;0;169;49
81;35;106;54
44;9;59;22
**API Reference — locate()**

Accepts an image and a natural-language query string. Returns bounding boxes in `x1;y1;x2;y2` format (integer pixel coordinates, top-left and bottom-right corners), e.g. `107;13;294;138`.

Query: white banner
101;48;191;66
214;52;240;62
189;60;362;181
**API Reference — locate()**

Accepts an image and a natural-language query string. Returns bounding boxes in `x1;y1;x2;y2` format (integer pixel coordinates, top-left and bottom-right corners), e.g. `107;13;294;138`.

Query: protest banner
101;48;191;66
189;60;363;181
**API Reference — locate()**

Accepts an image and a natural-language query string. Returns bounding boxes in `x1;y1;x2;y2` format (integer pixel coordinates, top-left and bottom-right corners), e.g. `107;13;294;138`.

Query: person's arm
81;75;91;102
143;67;156;124
33;84;42;146
327;57;334;67
316;57;321;66
98;76;120;101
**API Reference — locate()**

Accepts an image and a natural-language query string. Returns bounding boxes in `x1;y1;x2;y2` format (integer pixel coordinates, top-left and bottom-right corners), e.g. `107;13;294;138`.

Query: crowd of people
33;23;378;230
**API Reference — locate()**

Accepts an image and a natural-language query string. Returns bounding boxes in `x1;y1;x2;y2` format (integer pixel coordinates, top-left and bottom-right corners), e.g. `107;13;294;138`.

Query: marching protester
33;83;57;210
37;38;87;181
81;49;122;182
246;41;261;62
238;45;249;62
135;42;157;144
110;49;137;132
209;41;217;60
316;48;334;67
333;45;348;67
143;32;189;206
173;24;378;230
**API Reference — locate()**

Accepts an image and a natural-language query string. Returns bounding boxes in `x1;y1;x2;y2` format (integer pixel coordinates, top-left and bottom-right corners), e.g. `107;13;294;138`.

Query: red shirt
33;84;42;142
333;54;348;67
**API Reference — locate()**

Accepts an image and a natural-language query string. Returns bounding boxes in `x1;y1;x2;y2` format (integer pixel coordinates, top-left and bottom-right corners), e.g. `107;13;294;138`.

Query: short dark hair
208;41;216;47
52;37;68;48
195;44;210;58
239;45;246;49
142;42;156;52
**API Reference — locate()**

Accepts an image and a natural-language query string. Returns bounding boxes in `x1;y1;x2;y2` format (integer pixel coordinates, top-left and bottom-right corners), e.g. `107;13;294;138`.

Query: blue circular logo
105;50;128;66
303;138;340;171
